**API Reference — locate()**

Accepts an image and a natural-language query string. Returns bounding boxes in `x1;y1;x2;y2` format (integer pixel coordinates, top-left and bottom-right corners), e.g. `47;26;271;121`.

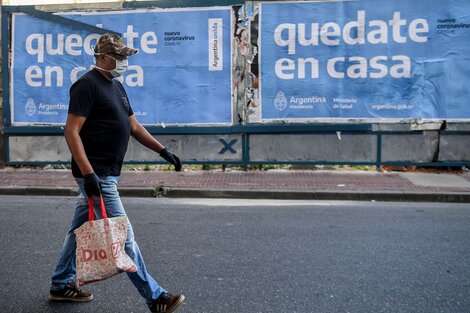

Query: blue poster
11;8;232;125
260;0;470;120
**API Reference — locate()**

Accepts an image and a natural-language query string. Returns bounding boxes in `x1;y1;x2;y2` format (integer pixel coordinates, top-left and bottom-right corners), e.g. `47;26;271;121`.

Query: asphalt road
0;196;469;313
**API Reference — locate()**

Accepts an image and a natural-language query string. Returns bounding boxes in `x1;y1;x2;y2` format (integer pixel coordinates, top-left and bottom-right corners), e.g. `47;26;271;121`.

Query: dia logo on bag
81;248;108;262
80;242;123;262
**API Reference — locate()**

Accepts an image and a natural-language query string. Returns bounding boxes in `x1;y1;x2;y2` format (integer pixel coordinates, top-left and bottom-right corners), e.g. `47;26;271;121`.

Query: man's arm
129;115;182;171
129;115;165;153
64;113;94;175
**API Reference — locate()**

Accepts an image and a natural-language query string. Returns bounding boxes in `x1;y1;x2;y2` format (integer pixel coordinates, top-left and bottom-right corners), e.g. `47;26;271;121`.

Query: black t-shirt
68;69;134;178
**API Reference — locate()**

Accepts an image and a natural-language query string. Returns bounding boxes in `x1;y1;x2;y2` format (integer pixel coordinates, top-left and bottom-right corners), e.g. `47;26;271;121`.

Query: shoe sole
48;294;94;302
165;295;185;313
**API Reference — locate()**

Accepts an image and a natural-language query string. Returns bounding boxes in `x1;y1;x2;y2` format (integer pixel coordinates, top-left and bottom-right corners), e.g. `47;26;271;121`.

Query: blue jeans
51;176;165;304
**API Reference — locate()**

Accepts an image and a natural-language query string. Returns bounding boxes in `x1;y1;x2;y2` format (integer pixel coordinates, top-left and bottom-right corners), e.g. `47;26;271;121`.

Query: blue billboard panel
11;8;232;125
260;0;470;120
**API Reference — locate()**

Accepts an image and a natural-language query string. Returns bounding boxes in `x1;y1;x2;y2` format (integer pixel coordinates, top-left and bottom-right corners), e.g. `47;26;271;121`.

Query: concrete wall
125;135;242;163
381;133;438;163
6;129;470;165
249;134;376;163
6;134;243;163
440;135;470;161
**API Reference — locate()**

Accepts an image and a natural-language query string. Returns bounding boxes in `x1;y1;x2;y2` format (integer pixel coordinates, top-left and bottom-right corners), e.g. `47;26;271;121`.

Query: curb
1;186;470;203
161;188;470;203
0;186;157;198
119;187;157;197
0;186;78;196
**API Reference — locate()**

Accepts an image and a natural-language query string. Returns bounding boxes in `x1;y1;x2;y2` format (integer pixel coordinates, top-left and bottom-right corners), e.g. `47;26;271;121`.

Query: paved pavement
1;168;470;202
1;196;469;313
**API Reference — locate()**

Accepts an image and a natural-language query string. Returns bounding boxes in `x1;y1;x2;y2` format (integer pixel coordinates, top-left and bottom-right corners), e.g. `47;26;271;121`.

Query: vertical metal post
0;5;7;168
376;133;382;172
1;7;11;127
242;132;249;171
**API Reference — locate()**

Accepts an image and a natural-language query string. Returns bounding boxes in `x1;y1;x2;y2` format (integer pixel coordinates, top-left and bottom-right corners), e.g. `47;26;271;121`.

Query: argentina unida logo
274;91;287;111
25;98;37;116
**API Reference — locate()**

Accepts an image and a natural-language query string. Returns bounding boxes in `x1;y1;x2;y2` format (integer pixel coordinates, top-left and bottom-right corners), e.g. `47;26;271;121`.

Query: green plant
153;186;165;198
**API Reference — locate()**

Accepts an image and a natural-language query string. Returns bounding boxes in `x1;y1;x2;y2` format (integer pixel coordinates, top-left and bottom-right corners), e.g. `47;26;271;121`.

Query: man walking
48;33;185;313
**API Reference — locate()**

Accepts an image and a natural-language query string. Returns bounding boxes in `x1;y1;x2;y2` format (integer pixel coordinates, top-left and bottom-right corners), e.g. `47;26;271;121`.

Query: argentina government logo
274;91;287;111
25;98;37;116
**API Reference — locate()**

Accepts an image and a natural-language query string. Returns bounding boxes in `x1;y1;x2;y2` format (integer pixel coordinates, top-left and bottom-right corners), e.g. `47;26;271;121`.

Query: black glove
83;173;101;196
160;148;182;171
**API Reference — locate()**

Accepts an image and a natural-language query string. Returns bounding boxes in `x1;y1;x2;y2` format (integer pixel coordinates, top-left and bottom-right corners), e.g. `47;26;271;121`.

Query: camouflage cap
94;33;138;56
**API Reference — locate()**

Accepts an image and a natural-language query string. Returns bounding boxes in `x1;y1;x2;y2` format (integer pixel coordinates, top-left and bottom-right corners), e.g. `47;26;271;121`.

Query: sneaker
148;292;185;313
48;280;93;302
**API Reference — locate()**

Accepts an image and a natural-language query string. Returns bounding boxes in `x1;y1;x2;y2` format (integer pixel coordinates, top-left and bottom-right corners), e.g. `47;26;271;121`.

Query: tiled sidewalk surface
1;169;470;197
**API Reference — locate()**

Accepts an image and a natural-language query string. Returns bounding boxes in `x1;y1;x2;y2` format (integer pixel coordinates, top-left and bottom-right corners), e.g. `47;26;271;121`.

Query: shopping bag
75;195;137;286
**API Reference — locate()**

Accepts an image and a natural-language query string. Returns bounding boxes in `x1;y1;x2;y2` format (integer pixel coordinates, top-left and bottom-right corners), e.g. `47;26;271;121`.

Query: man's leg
49;178;93;301
50;182;89;285
100;176;166;304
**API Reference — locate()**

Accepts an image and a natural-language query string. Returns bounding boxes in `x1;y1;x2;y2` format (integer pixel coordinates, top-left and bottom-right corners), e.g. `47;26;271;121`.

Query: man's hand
160;148;182;171
83;173;101;196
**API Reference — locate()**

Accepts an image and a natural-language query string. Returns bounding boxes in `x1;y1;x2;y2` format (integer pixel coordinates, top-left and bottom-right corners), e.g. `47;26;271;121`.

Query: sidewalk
1;168;470;202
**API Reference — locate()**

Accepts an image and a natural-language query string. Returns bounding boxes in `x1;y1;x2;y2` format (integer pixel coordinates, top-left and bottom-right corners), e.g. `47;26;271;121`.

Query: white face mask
95;54;128;78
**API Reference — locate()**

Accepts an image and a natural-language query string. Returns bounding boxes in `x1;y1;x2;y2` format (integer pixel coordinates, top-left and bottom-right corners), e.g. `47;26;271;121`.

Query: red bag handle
87;195;108;221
